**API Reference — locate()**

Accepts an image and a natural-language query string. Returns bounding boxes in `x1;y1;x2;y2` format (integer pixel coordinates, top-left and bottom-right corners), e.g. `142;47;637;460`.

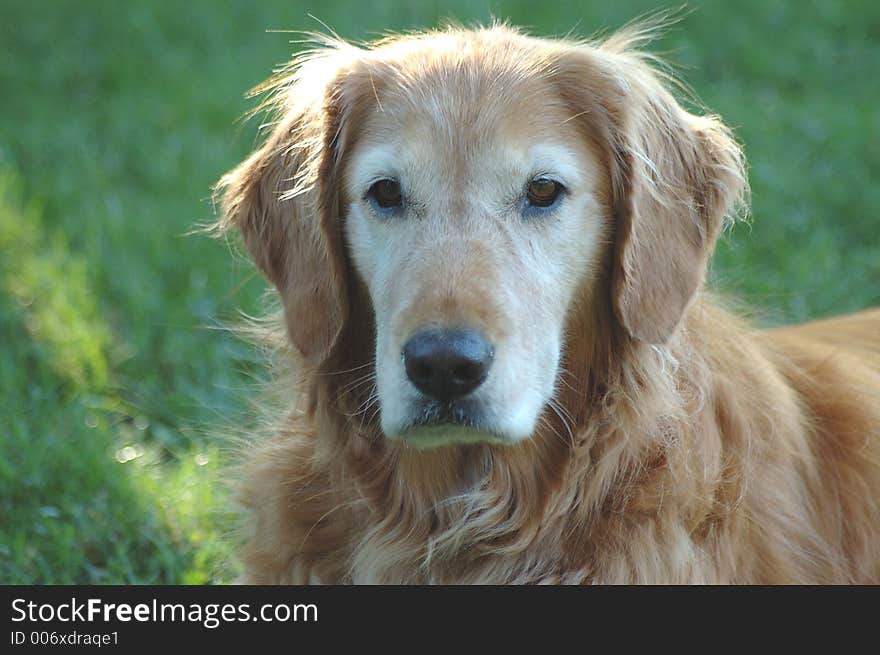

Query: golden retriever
214;23;880;583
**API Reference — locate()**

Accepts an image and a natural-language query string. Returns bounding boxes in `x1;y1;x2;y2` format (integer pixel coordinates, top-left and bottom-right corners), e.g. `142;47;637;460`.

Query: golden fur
214;24;880;583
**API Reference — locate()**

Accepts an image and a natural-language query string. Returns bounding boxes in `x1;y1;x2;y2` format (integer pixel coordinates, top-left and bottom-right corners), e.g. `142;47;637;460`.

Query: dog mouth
414;396;484;426
399;423;507;449
395;398;508;448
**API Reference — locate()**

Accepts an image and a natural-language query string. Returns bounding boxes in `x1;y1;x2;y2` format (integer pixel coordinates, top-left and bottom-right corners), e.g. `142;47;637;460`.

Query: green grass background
0;1;877;583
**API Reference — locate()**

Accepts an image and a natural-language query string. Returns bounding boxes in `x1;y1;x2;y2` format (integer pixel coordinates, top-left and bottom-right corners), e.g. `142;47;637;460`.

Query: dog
214;23;880;583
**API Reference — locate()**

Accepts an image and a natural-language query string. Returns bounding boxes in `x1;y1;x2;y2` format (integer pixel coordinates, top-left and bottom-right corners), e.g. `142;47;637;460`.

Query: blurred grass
0;0;877;583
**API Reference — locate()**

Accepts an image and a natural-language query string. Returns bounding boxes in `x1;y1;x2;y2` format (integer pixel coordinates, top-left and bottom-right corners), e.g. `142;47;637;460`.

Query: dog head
216;25;746;449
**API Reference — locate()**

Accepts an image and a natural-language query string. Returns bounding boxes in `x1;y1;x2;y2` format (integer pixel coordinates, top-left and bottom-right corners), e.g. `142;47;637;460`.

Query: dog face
343;66;607;446
217;27;745;449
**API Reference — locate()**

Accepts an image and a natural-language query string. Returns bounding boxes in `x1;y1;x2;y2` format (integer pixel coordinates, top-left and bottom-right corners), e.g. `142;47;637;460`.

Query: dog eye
526;177;563;208
367;179;403;209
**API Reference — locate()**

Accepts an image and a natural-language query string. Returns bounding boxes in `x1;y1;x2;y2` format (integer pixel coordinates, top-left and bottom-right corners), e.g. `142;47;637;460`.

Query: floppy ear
556;42;747;344
215;55;352;364
609;68;747;344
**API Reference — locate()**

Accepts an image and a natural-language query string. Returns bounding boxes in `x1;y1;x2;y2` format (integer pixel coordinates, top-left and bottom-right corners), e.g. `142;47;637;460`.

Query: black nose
403;328;494;401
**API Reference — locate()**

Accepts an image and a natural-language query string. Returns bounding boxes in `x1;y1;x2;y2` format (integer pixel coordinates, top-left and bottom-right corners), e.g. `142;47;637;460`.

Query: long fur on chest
235;301;880;584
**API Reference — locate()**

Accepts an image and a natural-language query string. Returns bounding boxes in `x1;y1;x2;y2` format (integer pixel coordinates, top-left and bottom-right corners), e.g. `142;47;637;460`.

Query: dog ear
215;53;354;364
556;41;747;344
609;72;747;344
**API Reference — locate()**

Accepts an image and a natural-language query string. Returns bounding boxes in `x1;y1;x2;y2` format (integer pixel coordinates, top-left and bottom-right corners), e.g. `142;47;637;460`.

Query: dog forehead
380;63;568;145
340;35;567;137
345;71;586;192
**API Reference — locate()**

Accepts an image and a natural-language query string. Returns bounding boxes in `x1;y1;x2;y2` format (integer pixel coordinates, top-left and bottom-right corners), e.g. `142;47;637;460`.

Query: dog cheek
373;334;401;434
344;208;379;287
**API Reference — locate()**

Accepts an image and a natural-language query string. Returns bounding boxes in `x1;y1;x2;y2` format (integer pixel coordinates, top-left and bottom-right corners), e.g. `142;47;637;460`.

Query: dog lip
396;421;509;449
392;399;509;446
410;417;483;431
412;398;484;428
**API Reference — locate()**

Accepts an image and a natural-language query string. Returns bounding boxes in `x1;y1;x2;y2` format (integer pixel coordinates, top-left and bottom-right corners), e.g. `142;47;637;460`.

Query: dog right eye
526;177;564;208
367;179;403;210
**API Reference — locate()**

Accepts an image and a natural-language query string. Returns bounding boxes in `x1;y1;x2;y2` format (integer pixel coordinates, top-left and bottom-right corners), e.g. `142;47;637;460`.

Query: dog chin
392;424;510;449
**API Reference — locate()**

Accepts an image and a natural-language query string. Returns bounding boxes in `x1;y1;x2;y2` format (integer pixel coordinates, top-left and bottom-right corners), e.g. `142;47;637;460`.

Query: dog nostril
453;361;483;385
410;360;434;384
403;328;493;402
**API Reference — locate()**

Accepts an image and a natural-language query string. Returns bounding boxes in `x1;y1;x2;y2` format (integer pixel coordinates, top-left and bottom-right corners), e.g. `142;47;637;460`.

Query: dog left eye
526;177;563;208
367;179;403;209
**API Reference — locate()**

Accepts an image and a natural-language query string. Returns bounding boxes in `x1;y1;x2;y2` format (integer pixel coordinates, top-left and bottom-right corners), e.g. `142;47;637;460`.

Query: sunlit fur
214;23;880;583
